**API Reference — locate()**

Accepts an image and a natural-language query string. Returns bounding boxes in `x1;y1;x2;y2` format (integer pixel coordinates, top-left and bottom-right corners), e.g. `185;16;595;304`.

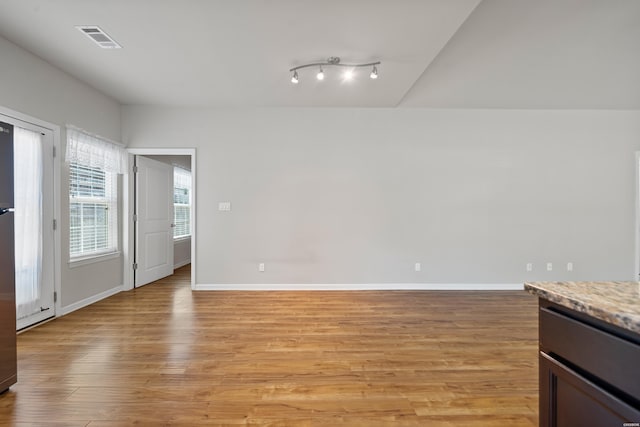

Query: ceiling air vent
76;26;121;49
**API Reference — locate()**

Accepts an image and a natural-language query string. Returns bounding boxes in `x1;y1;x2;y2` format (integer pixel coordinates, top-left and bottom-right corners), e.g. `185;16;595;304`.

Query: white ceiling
0;0;638;109
402;0;640;109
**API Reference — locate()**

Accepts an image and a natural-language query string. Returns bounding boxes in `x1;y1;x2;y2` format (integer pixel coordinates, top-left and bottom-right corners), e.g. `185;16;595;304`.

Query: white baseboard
60;284;123;316
194;283;523;291
174;259;191;269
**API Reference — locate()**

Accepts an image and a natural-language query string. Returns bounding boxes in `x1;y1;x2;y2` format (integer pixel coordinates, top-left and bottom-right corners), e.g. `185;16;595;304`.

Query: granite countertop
524;281;640;334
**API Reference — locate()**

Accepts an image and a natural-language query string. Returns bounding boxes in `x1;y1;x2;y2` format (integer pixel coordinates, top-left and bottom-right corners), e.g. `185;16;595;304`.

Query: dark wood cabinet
540;353;639;426
538;302;640;426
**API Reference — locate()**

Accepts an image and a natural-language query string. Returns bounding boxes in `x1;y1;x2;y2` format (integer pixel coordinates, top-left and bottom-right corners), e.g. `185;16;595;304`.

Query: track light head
343;69;354;81
316;66;324;81
291;70;299;84
370;65;378;79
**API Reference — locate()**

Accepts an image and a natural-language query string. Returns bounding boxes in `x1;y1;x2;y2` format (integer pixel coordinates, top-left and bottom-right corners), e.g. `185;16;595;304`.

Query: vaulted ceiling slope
0;0;637;109
401;0;640;109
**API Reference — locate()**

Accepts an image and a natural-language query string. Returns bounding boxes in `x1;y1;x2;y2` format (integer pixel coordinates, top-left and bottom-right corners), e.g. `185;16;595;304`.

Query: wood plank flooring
0;265;539;426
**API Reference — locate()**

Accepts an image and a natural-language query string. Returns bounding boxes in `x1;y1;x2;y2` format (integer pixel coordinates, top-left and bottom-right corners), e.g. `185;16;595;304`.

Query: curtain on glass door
13;127;43;320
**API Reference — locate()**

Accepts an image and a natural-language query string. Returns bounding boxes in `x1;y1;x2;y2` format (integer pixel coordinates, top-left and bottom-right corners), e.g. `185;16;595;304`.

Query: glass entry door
5;115;55;330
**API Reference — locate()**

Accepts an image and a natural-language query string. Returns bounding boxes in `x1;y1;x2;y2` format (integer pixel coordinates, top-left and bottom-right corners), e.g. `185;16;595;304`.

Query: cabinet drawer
540;307;640;400
539;352;640;426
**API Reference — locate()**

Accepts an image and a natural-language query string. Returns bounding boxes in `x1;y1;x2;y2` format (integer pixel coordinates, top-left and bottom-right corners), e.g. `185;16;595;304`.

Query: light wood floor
0;265;539;426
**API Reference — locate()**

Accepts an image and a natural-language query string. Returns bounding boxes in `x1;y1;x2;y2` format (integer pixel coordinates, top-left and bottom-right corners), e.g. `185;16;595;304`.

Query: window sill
174;235;191;242
69;251;121;269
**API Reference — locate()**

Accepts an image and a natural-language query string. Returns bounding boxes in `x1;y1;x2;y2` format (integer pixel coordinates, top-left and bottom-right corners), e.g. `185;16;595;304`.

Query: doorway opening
125;149;196;291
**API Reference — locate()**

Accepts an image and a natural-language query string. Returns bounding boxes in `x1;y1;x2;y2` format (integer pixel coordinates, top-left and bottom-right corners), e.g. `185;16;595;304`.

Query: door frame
124;148;196;291
0;105;61;322
633;151;640;281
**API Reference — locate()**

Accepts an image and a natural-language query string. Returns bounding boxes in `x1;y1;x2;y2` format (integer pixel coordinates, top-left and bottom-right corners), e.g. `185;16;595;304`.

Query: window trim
68;250;121;269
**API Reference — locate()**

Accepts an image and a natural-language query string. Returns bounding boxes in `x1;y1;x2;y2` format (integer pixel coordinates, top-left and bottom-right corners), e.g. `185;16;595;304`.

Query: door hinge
52;146;57;158
133;165;138;173
133;263;138;270
53;219;57;230
53;291;57;303
133;214;138;222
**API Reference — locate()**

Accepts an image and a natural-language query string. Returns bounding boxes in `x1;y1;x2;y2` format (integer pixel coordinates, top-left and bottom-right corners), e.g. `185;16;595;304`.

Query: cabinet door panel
539;352;640;427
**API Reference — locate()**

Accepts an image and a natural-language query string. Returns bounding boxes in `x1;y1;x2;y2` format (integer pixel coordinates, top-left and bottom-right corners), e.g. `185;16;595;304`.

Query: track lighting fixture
289;56;380;84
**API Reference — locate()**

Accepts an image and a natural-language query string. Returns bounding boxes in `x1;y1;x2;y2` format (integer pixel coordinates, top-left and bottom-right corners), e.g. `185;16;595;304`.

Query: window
69;163;118;257
173;167;191;239
65;126;127;261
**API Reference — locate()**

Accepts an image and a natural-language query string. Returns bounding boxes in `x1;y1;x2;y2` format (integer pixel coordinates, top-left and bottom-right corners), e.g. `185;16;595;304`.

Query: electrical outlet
414;262;421;272
526;263;533;272
547;262;553;271
258;263;265;272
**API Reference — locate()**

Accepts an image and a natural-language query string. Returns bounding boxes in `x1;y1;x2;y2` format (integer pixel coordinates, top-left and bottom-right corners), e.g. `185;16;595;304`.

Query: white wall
0;36;123;307
122;107;640;286
4;30;639;292
174;238;191;269
144;155;191;171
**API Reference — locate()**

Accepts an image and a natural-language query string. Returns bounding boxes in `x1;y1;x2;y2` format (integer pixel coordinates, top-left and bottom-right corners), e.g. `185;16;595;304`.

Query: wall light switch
567;262;573;272
526;263;533;272
414;262;421;272
259;263;265;272
218;201;231;211
546;262;553;271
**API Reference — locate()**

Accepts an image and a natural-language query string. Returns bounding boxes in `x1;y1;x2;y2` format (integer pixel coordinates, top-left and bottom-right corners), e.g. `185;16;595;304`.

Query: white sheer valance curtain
14;127;43;319
65;127;128;174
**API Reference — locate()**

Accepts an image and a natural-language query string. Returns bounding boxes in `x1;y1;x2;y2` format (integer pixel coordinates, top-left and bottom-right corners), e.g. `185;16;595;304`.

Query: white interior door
135;156;174;287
